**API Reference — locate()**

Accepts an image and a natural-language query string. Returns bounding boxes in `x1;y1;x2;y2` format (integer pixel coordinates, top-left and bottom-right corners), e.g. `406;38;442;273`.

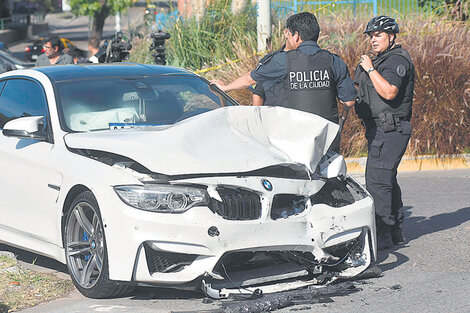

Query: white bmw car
0;64;375;299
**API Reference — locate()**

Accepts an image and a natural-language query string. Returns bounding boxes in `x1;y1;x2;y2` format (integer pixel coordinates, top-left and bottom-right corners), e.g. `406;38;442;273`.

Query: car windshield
56;74;236;132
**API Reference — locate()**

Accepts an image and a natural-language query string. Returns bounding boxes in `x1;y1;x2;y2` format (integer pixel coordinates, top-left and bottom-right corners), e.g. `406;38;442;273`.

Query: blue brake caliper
82;231;90;261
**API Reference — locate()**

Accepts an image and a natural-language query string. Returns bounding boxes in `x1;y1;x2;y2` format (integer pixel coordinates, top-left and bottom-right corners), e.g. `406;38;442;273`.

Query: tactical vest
264;49;338;123
354;46;414;120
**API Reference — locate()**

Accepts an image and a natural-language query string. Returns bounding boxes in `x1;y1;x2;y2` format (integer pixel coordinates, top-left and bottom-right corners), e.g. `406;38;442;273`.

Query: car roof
33;63;195;83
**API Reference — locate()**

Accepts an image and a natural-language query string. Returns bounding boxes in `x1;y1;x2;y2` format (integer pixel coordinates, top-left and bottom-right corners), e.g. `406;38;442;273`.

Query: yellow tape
311;0;344;13
194;57;241;74
194;51;267;74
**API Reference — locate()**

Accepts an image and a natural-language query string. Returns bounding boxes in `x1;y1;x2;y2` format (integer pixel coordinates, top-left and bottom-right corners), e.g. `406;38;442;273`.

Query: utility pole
257;0;271;52
115;12;121;33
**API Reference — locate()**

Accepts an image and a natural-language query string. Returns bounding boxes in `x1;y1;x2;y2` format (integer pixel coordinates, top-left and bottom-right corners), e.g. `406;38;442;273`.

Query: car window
56;74;237;132
0;50;27;65
0;79;49;128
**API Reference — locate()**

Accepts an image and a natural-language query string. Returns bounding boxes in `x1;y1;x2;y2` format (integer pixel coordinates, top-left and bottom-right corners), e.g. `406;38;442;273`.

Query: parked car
0;42;11;54
24;37;85;62
0;64;375;299
0;50;34;73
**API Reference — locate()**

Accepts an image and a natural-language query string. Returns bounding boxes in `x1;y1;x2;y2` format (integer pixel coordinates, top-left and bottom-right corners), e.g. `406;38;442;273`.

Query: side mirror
2;116;49;141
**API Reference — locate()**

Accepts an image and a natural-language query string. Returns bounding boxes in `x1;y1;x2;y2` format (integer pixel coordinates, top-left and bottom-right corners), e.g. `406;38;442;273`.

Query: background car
0;42;11;54
24;37;86;62
0;50;34;73
0;64;375;299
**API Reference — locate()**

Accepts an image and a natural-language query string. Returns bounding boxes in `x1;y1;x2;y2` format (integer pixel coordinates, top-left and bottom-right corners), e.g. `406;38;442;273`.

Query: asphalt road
2;168;467;313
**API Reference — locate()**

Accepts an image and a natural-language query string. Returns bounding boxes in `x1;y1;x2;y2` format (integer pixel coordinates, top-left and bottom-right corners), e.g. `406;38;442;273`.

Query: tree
68;0;134;42
418;0;468;20
37;0;56;14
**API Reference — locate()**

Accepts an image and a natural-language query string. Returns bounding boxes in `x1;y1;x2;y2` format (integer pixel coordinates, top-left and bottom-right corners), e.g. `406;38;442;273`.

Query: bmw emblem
261;179;273;191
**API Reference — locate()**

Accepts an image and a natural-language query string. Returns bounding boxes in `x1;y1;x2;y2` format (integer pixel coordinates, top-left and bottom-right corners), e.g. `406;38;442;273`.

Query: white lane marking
90;305;131;312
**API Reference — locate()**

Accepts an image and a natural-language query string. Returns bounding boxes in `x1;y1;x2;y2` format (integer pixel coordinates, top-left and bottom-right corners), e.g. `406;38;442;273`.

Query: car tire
64;191;134;298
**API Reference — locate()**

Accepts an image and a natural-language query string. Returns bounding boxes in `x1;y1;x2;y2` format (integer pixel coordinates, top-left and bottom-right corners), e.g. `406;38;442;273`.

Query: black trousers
365;121;411;227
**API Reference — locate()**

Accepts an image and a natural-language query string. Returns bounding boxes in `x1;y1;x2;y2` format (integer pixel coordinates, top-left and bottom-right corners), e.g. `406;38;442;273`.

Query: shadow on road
405;206;470;241
130;287;204;300
377;250;409;273
377;205;470;272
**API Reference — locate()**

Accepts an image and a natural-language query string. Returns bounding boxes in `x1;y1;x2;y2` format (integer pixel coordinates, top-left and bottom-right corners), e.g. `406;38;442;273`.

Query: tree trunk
231;0;247;15
89;5;111;42
177;0;192;18
191;0;205;21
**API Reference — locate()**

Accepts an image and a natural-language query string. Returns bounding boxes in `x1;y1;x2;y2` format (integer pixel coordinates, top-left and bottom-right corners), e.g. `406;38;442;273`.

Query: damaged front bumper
102;174;376;297
200;227;373;299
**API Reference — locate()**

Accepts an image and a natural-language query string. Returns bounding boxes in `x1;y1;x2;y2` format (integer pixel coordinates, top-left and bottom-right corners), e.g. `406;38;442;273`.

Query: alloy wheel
65;201;105;289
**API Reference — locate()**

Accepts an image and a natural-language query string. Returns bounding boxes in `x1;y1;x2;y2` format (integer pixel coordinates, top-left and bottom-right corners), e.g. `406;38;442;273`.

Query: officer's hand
342;100;355;108
359;55;373;72
210;80;227;92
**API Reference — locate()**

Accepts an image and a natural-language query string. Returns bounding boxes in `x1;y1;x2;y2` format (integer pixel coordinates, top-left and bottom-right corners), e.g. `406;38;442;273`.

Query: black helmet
364;15;399;34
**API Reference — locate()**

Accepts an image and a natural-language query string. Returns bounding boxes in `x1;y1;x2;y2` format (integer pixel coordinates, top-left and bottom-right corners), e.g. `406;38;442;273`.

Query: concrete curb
346;154;470;173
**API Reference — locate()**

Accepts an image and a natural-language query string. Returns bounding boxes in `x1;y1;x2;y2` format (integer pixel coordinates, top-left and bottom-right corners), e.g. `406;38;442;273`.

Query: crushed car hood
64;106;339;176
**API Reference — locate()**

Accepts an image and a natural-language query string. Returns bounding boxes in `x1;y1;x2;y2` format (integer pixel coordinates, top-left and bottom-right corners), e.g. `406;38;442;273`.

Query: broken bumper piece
202;279;321;300
199;229;372;299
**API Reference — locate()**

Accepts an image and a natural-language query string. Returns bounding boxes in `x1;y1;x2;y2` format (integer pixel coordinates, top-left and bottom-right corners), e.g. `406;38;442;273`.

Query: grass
0;254;73;312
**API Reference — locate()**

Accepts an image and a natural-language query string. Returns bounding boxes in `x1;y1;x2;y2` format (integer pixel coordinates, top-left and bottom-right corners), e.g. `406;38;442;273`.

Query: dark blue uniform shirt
375;54;412;91
250;41;356;103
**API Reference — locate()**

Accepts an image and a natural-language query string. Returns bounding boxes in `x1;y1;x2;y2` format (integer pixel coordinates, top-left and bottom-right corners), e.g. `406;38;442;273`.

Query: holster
378;112;396;132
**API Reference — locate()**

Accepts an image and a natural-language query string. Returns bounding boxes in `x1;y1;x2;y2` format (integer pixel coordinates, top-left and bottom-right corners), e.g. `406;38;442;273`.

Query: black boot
376;224;393;251
391;225;407;245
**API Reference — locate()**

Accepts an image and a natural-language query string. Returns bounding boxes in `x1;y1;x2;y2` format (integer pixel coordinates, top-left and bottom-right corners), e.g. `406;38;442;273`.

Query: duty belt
363;115;409;130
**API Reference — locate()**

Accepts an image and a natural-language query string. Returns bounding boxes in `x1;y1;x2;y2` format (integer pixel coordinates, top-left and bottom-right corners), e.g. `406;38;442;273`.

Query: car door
0;78;63;249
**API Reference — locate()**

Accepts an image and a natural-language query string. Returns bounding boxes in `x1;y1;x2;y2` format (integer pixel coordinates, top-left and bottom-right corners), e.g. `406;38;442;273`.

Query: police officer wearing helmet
354;16;414;250
212;12;356;153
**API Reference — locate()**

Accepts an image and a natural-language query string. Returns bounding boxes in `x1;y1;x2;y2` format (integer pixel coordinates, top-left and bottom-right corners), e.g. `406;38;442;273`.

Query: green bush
130;0;259;70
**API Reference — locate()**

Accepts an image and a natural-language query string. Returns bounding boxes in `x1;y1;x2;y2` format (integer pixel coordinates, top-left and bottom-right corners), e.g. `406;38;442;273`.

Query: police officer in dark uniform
354;16;414;250
212;12;356;153
252;83;265;106
251;45;285;106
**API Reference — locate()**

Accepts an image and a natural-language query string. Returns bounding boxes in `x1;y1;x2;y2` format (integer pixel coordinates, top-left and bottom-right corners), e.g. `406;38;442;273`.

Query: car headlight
114;185;209;213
